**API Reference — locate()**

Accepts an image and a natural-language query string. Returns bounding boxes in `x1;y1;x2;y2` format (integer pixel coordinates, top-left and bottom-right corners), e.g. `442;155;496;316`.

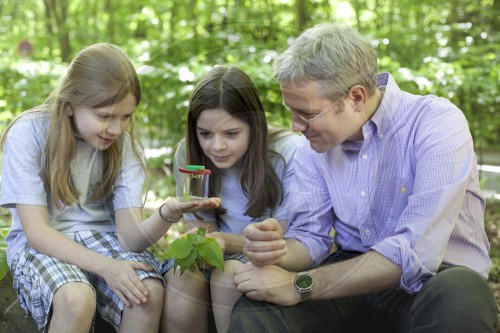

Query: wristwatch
294;271;314;302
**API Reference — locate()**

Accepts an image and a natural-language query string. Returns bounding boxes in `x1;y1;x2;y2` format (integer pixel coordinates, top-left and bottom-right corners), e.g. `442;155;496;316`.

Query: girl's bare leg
49;282;96;333
119;278;164;333
160;269;210;333
211;260;244;333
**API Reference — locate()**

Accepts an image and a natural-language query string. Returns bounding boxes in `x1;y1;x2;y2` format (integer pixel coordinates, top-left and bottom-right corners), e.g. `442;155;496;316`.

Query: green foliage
0;218;9;280
485;200;500;281
165;228;224;275
0;252;7;281
1;1;498;149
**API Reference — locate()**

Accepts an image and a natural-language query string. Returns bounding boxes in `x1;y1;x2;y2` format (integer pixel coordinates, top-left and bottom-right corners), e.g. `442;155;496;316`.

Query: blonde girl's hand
100;258;154;307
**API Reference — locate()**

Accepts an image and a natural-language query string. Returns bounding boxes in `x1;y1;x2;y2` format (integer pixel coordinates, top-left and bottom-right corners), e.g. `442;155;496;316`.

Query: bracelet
159;202;182;224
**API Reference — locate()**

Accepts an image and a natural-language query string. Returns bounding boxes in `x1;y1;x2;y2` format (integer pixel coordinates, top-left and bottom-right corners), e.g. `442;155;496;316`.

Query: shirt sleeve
284;136;336;267
112;135;146;210
371;99;484;293
0;118;48;208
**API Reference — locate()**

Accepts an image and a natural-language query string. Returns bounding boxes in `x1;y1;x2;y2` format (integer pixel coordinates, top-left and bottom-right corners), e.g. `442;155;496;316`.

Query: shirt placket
357;131;375;247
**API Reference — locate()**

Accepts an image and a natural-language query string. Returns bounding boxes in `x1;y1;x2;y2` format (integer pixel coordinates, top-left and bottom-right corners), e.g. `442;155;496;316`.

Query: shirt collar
339;73;401;151
365;72;401;141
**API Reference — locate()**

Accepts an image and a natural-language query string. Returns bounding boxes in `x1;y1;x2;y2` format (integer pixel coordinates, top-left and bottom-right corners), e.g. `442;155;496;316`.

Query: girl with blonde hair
0;43;220;333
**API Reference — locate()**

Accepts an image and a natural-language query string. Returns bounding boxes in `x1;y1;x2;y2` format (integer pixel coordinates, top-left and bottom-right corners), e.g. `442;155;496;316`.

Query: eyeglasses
282;93;346;125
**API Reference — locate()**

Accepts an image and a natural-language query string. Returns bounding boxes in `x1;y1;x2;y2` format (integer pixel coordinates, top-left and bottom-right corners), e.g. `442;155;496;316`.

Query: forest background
0;0;499;325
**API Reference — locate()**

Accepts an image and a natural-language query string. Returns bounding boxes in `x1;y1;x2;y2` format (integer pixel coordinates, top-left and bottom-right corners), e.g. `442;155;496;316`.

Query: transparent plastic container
178;165;211;201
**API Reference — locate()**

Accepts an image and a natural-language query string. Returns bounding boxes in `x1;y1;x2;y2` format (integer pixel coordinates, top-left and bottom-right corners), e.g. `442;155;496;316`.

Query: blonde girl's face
68;93;137;150
196;108;251;169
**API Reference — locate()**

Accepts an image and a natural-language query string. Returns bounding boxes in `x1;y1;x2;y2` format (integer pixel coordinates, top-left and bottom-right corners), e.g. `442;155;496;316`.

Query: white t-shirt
0;108;145;266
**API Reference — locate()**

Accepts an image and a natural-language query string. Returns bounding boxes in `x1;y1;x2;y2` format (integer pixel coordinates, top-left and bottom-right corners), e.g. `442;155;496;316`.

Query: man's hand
234;263;299;306
243;218;287;266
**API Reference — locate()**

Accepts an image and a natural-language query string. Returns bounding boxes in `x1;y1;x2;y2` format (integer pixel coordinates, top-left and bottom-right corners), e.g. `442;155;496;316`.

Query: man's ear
349;85;367;112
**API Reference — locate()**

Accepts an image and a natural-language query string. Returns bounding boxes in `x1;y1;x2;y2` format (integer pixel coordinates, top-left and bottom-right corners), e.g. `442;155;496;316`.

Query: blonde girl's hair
1;43;143;209
185;65;285;217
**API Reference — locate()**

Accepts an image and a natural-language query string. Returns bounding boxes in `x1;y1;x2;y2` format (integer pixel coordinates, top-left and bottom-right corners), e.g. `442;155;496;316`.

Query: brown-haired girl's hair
1;43;144;209
185;65;284;217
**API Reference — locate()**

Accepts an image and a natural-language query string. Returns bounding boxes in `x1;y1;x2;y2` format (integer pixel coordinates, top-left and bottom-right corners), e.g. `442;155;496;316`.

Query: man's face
281;80;364;153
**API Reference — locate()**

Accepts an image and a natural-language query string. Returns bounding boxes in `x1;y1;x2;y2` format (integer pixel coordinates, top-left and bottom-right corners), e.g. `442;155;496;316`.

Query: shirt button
362;154;368;160
365;229;371;236
360;191;366;197
379;133;384;139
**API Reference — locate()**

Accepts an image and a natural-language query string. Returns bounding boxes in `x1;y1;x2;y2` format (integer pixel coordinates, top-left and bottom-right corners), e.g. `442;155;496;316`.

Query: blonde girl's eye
98;114;110;120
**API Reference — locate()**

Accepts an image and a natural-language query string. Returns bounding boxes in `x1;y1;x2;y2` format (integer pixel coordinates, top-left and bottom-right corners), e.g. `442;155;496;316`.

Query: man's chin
309;141;328;153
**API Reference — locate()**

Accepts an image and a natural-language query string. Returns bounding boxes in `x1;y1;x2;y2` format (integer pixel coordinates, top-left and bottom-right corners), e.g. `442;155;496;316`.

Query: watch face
296;274;313;289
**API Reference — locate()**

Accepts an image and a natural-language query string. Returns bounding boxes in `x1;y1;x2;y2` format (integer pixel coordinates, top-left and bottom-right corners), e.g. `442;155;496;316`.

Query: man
229;23;497;332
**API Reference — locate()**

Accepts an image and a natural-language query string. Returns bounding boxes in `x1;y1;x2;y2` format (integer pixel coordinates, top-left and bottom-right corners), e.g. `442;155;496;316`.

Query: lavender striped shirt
285;73;491;293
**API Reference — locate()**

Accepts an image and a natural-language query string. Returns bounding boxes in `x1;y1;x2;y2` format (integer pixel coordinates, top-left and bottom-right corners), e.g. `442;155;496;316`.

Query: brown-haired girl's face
67;93;136;150
196;108;250;169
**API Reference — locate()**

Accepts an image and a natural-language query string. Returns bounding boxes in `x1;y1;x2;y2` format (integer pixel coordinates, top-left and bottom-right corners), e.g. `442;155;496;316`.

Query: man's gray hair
274;23;379;100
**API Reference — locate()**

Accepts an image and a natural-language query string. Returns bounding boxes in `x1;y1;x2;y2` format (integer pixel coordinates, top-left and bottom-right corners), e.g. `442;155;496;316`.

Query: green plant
0;218;9;280
165;228;224;275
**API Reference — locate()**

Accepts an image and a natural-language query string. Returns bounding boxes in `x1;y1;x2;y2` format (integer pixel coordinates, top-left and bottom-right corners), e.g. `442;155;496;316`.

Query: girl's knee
166;269;207;293
142;278;164;307
211;260;242;288
53;282;96;318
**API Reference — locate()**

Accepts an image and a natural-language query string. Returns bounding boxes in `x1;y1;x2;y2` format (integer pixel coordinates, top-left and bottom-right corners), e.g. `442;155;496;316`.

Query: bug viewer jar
178;165;212;201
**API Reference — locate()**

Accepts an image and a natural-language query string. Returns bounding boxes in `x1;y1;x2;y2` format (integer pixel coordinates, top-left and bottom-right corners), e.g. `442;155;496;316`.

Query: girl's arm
17;204;152;307
115;197;221;252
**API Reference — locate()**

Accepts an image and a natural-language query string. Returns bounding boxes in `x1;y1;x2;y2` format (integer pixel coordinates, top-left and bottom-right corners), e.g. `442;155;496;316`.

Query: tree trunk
43;0;71;62
106;0;115;43
295;0;307;33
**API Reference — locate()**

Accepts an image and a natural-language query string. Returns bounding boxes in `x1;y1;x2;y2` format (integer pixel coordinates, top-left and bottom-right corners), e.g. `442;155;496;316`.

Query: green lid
185;165;205;171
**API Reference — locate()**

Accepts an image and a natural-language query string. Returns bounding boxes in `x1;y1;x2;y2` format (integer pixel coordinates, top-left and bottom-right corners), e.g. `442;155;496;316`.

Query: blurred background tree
0;0;498;154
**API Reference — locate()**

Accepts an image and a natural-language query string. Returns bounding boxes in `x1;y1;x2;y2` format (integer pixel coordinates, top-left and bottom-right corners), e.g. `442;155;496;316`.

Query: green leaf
165;237;193;260
185;231;205;246
174;248;198;275
198;238;224;271
181;192;191;201
165;228;224;275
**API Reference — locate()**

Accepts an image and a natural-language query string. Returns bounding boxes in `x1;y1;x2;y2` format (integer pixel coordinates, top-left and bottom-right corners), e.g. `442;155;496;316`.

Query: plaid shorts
10;230;164;331
161;252;248;280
